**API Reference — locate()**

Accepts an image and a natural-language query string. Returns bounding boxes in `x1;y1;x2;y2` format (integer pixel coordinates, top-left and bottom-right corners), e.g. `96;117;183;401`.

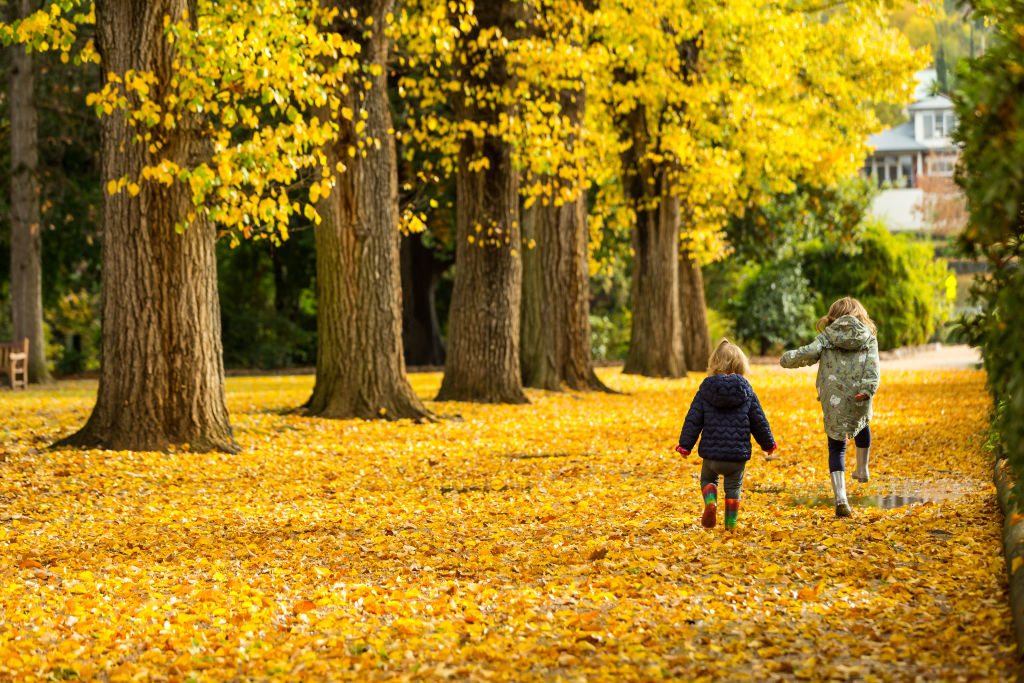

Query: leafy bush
726;261;818;356
590;312;630;362
705;307;734;349
799;220;949;350
952;1;1024;502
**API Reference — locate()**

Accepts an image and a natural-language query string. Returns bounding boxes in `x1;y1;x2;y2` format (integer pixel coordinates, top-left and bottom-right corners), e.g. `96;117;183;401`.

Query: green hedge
952;1;1024;504
726;220;948;354
799;220;949;350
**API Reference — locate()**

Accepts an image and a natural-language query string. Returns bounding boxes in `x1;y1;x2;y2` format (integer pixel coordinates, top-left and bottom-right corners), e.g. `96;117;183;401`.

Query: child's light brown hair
816;296;878;336
707;338;749;376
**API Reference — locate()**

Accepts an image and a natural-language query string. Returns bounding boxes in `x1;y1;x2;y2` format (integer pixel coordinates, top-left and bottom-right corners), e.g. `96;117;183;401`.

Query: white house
862;69;959;232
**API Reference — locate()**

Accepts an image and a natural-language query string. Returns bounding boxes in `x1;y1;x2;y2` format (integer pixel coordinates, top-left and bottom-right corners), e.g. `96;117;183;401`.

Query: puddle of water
789;493;931;510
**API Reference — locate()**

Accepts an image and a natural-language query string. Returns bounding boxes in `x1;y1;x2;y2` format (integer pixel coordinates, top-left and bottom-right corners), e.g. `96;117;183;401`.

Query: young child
675;339;776;529
780;297;880;518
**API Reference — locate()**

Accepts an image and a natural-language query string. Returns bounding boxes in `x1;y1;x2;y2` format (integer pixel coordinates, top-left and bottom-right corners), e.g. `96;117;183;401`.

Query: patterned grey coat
779;315;880;440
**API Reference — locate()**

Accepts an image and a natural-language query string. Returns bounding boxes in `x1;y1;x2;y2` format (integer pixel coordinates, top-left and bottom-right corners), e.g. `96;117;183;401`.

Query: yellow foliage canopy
0;367;1015;679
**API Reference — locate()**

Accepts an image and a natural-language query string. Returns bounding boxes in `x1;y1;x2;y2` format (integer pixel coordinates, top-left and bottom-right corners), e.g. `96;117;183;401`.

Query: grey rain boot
830;471;853;518
852;447;870;483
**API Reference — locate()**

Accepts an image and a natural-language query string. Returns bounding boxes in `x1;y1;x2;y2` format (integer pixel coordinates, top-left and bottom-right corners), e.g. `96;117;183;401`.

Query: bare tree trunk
307;0;431;420
617;99;684;377
55;0;237;453
9;0;51;384
679;246;711;372
436;2;527;404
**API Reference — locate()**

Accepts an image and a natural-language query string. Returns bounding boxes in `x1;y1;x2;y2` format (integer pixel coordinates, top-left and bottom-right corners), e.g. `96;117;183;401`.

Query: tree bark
55;0;237;453
306;0;431;420
436;2;528;404
618;101;684;377
400;233;448;367
520;87;608;392
679;246;711;372
9;0;51;384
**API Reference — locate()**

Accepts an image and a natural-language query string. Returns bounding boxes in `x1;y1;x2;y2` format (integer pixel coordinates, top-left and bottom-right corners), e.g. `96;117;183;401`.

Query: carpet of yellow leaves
0;366;1016;681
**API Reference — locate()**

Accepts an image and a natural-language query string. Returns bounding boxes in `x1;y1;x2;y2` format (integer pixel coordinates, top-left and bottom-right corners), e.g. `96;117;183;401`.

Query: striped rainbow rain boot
724;499;740;529
701;484;717;528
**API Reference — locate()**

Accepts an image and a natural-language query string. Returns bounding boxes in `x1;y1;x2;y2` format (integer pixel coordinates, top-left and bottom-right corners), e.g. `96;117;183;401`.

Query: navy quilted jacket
677;374;775;462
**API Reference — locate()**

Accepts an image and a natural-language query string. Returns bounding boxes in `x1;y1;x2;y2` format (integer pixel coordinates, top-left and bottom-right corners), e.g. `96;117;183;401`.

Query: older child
675;339;777;529
780;297;880;518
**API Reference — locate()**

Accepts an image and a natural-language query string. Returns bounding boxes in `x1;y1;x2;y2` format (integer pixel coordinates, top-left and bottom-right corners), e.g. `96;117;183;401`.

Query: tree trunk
436;2;528;404
618;102;684;377
306;0;431;420
55;0;237;453
9;0;51;384
400;233;448;367
520;132;608;390
679;246;712;372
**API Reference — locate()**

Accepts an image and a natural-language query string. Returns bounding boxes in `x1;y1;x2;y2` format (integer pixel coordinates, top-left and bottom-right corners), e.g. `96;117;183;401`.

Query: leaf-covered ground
0;366;1016;681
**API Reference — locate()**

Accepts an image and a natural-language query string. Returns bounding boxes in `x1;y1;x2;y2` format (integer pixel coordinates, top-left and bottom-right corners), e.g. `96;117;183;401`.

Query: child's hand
675;445;690;456
765;443;778;454
854;393;869;401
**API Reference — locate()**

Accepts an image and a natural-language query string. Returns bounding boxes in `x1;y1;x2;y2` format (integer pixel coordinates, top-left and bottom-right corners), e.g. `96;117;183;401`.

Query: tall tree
519;2;609;392
8;0;51;384
592;0;920;377
306;0;432;420
56;0;236;452
609;28;701;379
435;1;529;403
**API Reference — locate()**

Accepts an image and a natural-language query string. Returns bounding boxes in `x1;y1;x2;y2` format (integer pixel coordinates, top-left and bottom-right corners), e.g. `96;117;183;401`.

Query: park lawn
0;366;1016;681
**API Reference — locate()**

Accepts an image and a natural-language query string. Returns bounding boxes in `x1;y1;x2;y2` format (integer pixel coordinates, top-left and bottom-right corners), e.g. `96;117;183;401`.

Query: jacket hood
823;314;873;350
699;374;752;409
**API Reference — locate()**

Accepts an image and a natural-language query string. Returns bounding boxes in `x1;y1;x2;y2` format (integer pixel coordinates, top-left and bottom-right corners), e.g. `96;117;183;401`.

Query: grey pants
700;459;747;500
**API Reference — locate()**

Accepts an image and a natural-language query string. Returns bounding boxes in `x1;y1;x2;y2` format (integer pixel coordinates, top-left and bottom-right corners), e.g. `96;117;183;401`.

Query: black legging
828;425;871;472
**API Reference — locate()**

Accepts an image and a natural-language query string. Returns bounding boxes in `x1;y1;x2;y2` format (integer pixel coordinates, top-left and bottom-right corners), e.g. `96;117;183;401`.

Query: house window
920;111;956;140
926;154;956;176
871;155;912;188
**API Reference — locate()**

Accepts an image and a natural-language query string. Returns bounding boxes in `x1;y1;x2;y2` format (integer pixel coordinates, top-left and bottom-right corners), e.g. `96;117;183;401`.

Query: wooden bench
0;338;28;390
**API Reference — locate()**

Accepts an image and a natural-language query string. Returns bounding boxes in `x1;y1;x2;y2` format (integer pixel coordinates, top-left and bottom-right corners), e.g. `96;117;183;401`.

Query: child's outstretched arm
748;393;777;453
676;394;705;454
780;337;823;368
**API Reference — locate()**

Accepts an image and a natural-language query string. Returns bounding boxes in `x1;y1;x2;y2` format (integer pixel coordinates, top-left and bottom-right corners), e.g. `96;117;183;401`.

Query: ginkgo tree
396;0;610;400
397;0;538;404
591;0;920;377
3;0;361;451
304;0;433;421
517;0;611;393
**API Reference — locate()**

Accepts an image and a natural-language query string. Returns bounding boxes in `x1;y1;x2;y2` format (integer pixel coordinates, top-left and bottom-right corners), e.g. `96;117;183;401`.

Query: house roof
867;122;929;153
909;94;955;112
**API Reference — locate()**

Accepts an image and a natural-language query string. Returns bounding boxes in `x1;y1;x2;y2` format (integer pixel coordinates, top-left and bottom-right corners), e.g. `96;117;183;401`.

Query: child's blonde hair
707;338;749;376
816;296;877;336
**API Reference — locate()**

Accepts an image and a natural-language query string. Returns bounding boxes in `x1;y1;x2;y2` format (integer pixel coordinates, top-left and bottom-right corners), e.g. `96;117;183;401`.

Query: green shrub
725;260;818;356
705;308;734;349
590;312;630;362
799;219;949;350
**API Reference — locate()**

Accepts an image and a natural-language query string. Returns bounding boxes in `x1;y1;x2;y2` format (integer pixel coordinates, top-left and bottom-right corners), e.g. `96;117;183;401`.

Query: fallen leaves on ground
0;367;1016;681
